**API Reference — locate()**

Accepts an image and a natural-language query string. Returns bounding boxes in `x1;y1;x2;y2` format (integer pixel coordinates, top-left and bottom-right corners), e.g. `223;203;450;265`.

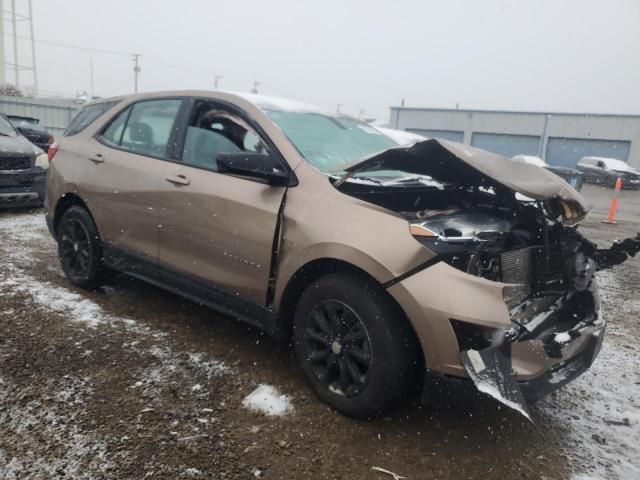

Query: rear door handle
89;153;104;163
165;174;190;186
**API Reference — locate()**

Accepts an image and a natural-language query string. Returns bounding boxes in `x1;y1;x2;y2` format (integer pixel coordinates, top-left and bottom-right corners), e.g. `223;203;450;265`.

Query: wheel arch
276;257;425;371
52;193;95;237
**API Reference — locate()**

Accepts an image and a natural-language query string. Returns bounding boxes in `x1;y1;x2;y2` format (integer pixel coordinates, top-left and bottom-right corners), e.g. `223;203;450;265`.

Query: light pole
133;54;141;93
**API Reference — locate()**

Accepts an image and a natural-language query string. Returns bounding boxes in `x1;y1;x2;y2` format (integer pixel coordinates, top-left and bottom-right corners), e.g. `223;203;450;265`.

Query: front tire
57;206;104;289
293;273;419;419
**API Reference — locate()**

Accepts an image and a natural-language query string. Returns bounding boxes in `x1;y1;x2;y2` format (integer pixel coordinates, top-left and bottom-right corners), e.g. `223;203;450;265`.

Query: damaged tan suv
45;91;640;419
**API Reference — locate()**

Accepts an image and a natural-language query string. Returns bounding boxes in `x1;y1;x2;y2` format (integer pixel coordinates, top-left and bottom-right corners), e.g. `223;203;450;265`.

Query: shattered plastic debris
461;347;532;422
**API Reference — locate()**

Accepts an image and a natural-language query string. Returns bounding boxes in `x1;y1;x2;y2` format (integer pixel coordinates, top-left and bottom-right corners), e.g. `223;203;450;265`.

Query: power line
2;31;278;96
101;75;135;97
2;31;132;56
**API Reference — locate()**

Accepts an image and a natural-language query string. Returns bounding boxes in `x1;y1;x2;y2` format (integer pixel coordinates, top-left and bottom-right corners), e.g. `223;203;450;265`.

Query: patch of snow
229;91;334;115
375;126;427;145
242;384;294;417
0;375;114;479
553;331;572;344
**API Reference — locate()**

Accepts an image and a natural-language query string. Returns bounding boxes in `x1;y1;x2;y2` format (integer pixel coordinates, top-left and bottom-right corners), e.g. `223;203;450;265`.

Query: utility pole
132;54;141;93
27;0;37;95
0;0;5;86
89;56;94;98
11;0;18;88
214;75;222;90
251;81;259;94
538;114;551;159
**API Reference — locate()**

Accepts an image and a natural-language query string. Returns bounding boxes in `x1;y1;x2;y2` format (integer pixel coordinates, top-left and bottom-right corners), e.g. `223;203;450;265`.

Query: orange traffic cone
602;177;623;224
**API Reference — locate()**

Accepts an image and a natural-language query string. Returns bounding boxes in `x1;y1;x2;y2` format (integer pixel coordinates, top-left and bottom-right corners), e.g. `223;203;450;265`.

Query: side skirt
102;245;278;333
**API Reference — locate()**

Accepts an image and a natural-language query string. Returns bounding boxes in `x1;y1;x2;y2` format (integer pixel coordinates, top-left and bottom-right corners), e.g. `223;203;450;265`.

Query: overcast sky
6;0;640;119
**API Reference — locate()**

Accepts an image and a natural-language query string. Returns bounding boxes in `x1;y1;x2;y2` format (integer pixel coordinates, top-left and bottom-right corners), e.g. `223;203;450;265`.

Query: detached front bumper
0;170;46;208
387;260;605;410
519;324;604;403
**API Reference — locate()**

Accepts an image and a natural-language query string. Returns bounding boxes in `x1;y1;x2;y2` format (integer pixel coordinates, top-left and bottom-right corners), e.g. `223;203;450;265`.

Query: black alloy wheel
57;206;104;289
301;299;372;397
293;273;420;419
59;218;92;279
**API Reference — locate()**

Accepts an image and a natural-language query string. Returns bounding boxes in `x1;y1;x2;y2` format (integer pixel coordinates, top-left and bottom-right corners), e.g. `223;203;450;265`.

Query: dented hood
338;139;592;223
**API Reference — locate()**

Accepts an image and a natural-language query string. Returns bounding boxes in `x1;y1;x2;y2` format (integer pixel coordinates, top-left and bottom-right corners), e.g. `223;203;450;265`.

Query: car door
578;159;598;183
157;99;288;306
86;98;184;259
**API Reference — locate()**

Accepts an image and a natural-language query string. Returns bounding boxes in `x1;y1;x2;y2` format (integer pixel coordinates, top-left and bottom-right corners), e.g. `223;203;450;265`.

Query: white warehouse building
388;107;640;169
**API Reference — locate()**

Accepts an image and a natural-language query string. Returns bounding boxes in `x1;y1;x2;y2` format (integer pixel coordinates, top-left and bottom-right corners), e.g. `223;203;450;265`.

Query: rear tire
57;206;105;289
293;273;419;419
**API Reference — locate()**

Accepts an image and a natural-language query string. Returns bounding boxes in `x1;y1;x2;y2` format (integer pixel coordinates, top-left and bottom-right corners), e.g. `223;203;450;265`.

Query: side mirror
216;152;292;187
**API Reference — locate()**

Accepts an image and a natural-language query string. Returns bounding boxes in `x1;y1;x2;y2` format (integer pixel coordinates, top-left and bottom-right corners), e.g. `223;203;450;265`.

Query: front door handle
89;153;104;163
165;174;190;186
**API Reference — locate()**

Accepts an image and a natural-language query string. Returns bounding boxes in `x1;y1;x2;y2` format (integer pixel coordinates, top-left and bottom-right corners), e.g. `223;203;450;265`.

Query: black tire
293;273;420;419
57;205;105;289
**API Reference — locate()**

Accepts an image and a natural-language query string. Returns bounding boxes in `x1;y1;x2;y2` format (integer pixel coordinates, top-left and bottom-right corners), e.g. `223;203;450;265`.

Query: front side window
99;99;182;159
181;102;270;171
265;110;395;173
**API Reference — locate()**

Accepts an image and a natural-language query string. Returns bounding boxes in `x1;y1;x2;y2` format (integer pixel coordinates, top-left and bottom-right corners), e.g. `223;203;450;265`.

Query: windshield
604;158;633;172
265;110;396;173
0;115;18;137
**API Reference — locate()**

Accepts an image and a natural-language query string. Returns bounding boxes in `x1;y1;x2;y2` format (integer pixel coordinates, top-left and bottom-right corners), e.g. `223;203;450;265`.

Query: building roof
389;106;640;119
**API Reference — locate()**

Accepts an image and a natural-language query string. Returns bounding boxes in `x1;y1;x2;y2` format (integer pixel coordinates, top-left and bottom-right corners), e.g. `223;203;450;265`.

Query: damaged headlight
409;212;512;271
409;212;511;243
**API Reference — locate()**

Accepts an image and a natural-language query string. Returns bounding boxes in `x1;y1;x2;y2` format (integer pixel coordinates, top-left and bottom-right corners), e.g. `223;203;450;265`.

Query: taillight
48;142;58;161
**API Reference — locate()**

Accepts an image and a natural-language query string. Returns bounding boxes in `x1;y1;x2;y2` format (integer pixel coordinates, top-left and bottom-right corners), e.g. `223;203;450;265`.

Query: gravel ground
0;184;638;479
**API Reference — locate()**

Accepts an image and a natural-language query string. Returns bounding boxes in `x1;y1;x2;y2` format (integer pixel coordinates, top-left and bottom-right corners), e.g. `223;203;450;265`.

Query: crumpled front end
388;222;638;419
334;137;639;418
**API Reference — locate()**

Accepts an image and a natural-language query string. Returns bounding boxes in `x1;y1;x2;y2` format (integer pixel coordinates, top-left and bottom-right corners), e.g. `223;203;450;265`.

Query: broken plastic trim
461;345;532;422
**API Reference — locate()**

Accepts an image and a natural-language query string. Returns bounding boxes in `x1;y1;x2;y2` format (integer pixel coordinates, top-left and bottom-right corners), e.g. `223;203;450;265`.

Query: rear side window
101;106;132;146
98;99;182;159
64;101;117;136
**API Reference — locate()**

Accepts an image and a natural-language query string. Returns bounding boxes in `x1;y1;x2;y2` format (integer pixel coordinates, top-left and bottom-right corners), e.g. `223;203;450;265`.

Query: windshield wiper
333;160;386;187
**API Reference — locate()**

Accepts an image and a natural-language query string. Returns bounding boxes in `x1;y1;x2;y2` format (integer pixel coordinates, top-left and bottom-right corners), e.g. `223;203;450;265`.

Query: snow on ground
0;375;114;480
242;384;294;417
539;270;640;480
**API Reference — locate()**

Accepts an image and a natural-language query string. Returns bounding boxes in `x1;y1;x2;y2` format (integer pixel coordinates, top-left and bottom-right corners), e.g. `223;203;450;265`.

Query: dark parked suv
7;115;55;152
0;113;50;207
577;156;640;189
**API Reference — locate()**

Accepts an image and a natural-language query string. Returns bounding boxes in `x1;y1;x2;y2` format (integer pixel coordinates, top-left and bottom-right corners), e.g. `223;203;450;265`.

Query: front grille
499;245;565;292
24;132;49;147
0;156;31;170
534;246;565;290
500;247;534;285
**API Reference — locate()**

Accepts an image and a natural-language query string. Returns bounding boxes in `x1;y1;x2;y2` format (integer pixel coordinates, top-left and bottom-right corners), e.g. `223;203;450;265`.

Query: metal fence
0;95;80;135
